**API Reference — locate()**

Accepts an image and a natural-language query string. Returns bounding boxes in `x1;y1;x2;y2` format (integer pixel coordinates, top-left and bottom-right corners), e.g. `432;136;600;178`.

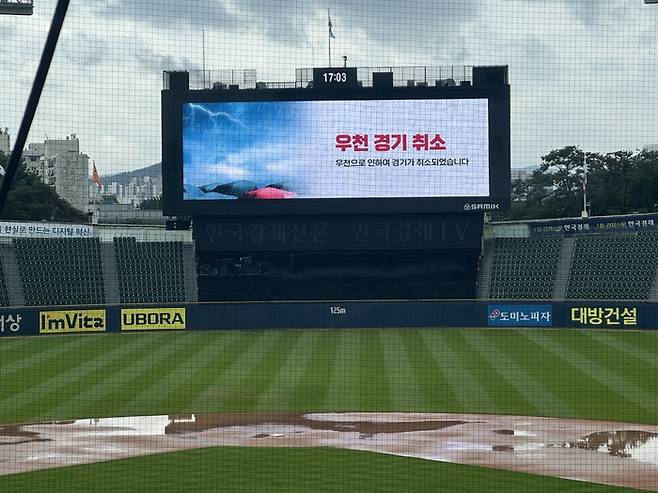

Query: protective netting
1;1;658;491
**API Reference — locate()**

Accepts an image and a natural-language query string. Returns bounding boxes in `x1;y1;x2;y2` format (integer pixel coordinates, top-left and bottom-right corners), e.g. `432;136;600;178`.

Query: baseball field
1;327;657;492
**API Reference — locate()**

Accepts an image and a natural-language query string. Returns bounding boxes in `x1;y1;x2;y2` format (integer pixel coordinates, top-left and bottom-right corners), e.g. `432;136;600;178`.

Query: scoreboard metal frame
162;82;511;217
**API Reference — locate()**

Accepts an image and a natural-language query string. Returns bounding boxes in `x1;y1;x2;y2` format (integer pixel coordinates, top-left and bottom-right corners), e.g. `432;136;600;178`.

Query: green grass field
1;327;657;492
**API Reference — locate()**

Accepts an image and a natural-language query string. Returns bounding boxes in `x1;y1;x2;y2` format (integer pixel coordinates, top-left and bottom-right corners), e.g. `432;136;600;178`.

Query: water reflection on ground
2;413;658;491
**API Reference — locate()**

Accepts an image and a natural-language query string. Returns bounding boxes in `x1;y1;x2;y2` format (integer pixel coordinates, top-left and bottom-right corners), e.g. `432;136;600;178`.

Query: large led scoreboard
162;67;510;301
161;68;510;217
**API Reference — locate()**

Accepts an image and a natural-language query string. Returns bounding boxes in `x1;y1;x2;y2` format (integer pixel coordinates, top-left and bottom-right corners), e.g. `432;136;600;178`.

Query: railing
170;66;474;91
296;65;474;88
0;0;34;16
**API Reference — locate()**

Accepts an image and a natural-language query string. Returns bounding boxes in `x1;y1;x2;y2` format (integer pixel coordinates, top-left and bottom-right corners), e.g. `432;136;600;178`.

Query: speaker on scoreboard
372;72;393;88
472;66;508;87
164;71;189;92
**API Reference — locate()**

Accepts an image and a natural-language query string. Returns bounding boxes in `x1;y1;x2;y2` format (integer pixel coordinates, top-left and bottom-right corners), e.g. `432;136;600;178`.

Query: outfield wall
0;301;656;337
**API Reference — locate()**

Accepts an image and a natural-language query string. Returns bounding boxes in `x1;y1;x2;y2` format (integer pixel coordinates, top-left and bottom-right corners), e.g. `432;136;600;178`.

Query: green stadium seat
114;237;186;303
488;236;562;300
566;233;658;301
13;237;105;306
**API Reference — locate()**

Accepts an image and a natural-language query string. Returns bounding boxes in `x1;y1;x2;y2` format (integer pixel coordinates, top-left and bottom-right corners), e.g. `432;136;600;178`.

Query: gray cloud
135;47;201;75
97;0;482;54
564;0;619;26
99;0;235;28
60;32;108;67
3;0;658;174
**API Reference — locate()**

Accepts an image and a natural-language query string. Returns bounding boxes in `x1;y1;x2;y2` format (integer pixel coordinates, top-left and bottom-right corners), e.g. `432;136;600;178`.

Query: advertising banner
193;214;483;252
0;221;93;238
487;304;553;327
0;311;25;337
0;301;653;338
565;305;639;328
182;99;490;201
38;309;106;334
529;214;658;236
121;308;186;331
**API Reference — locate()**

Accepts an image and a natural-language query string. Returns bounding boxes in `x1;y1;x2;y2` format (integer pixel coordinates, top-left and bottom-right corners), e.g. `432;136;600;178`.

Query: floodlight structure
0;0;34;15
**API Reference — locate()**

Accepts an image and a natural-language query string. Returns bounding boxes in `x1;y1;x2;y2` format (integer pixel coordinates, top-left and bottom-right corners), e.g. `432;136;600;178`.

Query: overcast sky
1;0;657;176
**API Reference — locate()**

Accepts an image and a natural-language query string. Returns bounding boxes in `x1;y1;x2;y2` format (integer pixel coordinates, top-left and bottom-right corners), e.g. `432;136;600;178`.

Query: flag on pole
92;161;102;190
328;11;336;39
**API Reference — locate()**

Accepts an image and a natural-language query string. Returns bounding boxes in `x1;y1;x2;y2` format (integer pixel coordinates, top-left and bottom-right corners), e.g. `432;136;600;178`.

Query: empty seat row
566;233;658;301
114;237;186;303
13;237;105;306
487;236;562;300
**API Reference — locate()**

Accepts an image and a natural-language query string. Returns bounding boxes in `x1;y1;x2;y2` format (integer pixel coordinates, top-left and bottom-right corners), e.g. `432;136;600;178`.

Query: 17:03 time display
323;72;348;83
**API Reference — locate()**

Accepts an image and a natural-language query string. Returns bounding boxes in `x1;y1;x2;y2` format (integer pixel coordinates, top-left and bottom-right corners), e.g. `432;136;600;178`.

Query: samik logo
39;310;106;334
121;308;186;331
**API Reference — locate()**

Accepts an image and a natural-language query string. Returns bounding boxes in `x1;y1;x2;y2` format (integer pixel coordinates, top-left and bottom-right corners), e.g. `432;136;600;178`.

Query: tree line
507;146;658;220
0;152;88;222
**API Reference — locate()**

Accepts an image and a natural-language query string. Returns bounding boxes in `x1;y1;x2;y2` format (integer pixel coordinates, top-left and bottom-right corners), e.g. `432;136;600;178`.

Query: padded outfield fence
0;300;656;338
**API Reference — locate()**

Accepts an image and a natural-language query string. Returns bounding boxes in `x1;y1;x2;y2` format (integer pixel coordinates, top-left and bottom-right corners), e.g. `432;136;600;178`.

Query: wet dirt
1;412;658;491
164;413;466;435
557;430;658;463
0;425;52;446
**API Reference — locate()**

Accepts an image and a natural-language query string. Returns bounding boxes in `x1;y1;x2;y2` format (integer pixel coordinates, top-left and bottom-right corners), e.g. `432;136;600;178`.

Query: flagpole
202;28;207;89
328;9;332;67
93;161;98;223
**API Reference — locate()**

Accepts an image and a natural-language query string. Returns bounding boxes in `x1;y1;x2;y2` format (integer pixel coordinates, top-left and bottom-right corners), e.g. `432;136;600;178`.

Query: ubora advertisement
121;308;186;331
182;98;490;201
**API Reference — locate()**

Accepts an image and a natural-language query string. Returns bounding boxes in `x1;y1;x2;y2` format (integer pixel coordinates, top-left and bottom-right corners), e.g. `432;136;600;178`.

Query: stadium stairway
552;236;576;301
476;239;495;298
100;241;121;304
182;243;199;303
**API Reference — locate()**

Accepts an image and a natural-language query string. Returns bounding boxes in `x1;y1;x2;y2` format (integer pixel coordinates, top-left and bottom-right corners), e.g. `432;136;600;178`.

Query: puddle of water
2;413;465;445
558;431;658;465
52;416;171;437
164;413;466;435
445;441;491;452
492;443;544;452
493;429;536;437
492;445;514;452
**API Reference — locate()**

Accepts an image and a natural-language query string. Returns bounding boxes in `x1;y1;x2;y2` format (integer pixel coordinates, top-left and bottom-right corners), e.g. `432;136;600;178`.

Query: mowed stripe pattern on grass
1;328;658;425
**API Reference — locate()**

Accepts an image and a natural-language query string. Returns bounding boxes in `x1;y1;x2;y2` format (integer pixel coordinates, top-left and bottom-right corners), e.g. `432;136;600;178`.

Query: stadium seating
13;237;105;306
114;237;186;303
488;236;562;299
566;232;658;300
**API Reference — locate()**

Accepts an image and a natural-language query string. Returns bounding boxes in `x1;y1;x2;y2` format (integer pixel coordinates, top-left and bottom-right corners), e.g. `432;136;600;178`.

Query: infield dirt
2;412;658;491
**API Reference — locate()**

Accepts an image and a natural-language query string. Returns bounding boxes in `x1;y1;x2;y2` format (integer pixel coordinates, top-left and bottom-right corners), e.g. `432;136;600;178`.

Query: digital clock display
313;67;358;88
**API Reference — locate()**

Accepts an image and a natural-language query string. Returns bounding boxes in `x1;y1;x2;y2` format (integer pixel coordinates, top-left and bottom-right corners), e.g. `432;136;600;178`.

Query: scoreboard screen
162;84;510;216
